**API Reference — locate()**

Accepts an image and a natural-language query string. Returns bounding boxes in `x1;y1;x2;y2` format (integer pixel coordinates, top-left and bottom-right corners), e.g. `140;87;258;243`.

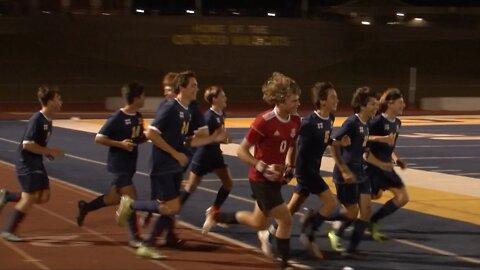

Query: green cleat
327;230;346;252
116;195;133;226
369;223;388;242
136;245;167;260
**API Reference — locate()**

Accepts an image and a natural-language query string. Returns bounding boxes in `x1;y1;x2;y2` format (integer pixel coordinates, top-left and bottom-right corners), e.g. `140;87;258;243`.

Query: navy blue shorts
17;172;49;193
150;172;183;201
250;180;284;214
295;173;330;197
365;163;404;195
111;172;135;189
191;158;227;177
333;163;370;205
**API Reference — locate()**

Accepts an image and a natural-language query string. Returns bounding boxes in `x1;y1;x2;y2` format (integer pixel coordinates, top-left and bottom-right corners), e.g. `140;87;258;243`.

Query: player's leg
0;189;22;214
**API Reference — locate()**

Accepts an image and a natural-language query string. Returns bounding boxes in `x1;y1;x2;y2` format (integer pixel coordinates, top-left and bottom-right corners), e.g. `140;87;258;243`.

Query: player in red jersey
202;72;301;270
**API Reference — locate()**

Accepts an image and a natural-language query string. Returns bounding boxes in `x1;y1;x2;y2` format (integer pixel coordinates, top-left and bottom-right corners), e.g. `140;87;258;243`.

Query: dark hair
351;86;376;113
379;88;403;113
37;86;59;106
204;86;224;104
173;70;197;94
122;81;145;105
311;81;334;109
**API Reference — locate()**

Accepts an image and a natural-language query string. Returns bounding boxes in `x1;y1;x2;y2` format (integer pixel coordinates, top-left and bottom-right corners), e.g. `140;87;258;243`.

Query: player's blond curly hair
262;72;301;105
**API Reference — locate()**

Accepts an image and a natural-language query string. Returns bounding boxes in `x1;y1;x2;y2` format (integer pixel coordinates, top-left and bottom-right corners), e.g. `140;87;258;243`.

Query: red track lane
0;162;278;270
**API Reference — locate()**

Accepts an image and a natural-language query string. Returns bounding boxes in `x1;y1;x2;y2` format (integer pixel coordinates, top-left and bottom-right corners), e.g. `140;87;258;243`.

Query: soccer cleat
139;212;153;228
76;200;88;227
136;245;167;260
128;239;143;248
257;230;273;258
0;189;7;214
327;230;346;252
299;234;324;259
116;195;133;226
277;259;294;270
201;207;217;235
165;232;186;248
368;222;388;242
0;231;24;242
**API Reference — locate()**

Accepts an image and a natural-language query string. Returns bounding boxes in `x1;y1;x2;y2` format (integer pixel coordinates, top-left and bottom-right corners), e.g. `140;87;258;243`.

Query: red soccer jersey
245;109;301;182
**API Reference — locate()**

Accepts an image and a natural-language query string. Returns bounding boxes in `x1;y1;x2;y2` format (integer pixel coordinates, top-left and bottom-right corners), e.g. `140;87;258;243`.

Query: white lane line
397;145;480;148
409;166;439;169
431;169;462;172
0;238;51;270
402;157;476;160
34;153;480;266
1;137;480;266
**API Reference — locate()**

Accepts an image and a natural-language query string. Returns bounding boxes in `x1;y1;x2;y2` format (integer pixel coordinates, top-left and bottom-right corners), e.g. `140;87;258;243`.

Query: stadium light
267;12;276;17
361;21;371;25
186;10;195;14
396;13;405;17
135;9;145;13
414;17;423;21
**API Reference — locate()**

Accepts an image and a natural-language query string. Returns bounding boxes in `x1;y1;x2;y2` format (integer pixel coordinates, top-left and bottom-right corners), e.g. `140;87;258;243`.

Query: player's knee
396;191;409;207
344;208;358;220
322;198;337;216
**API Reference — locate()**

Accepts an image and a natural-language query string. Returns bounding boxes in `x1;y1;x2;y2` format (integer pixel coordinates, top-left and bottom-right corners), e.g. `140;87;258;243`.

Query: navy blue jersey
149;99;206;175
97;109;145;174
187;100;206;136
296;112;335;176
16;112;52;174
333;114;369;164
368;114;401;162
192;108;224;165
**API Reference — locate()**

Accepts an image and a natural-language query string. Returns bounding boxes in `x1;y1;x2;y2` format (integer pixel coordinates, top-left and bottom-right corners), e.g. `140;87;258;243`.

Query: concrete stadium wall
420;97;480;111
1;15;480;109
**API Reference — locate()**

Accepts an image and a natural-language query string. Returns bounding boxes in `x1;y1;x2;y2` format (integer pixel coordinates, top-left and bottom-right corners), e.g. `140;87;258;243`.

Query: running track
0;115;479;270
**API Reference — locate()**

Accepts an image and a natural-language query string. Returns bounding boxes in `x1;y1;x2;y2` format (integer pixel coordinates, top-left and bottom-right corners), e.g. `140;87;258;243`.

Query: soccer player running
286;82;351;257
115;71;227;260
0;86;64;242
203;72;301;270
181;86;233;233
365;88;408;241
258;81;350;258
76;82;147;247
329;87;378;256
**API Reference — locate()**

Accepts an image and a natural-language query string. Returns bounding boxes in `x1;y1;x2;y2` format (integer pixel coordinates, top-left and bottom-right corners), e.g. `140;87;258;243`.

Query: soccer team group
0;71;410;270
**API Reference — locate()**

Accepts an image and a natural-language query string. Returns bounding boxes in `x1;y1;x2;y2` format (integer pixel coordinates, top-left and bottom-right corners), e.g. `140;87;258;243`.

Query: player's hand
385;134;395;146
340;135;351;147
255;161;282;181
223;134;232;144
396;159;407;170
172;151;189;167
212;128;228;143
121;139;137;152
341;167;356;184
281;165;295;185
47;148;64;158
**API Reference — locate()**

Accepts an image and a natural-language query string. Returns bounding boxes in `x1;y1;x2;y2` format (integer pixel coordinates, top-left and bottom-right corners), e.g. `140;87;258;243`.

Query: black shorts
150;172;183;201
191;158;227;177
111;171;135;189
333;163;371;205
365;163;404;195
17;171;49;193
250;180;284;214
295;173;330;197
